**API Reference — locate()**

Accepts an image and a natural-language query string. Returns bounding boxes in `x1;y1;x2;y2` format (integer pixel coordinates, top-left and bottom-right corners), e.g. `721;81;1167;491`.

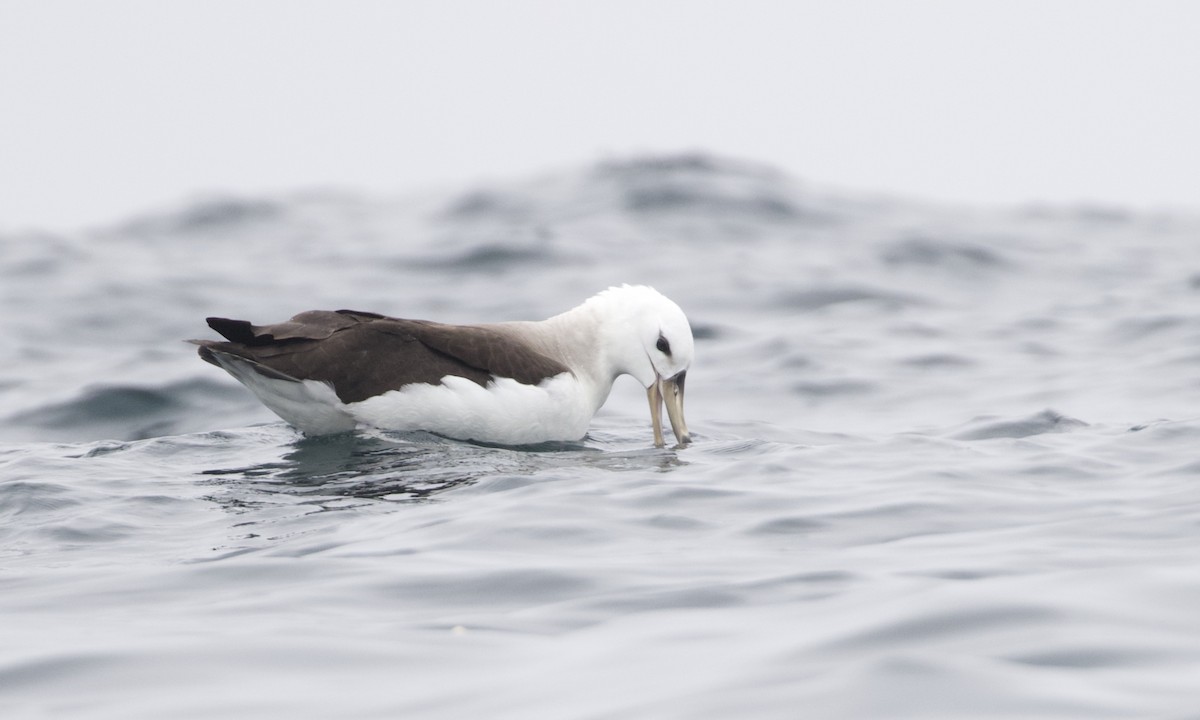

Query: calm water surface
2;156;1200;718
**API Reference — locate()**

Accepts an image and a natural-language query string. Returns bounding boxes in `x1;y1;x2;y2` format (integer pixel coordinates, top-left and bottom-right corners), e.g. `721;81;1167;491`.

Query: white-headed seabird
192;285;693;447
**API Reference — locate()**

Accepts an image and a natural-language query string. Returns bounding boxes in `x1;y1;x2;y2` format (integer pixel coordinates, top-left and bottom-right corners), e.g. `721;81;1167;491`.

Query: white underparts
215;350;596;443
348;372;593;444
211;354;357;435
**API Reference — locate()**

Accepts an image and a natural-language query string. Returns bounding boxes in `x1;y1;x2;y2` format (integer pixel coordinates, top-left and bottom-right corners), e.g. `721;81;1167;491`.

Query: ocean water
3;154;1200;719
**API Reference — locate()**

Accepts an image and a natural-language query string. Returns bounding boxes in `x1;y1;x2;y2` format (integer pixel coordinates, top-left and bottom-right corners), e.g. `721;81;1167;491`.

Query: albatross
192;285;693;447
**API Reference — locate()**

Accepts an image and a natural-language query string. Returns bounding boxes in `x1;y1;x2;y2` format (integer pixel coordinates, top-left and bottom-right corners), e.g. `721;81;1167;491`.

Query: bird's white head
589;285;694;447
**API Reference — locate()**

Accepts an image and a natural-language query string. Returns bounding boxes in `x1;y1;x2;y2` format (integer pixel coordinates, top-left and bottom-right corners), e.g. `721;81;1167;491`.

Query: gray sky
2;0;1197;231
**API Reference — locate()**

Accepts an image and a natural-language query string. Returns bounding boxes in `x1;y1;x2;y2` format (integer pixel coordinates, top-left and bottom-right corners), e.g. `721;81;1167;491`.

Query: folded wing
193;310;569;404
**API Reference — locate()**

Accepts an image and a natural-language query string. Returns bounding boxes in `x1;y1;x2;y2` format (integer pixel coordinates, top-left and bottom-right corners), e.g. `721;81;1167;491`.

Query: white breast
345;372;598;444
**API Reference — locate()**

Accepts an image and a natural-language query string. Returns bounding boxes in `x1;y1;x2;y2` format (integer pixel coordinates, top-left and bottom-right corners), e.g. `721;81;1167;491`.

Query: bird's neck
512;304;628;411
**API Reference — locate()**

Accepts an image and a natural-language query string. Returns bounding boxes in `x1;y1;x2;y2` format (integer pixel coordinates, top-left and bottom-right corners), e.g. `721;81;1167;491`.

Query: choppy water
3;155;1200;719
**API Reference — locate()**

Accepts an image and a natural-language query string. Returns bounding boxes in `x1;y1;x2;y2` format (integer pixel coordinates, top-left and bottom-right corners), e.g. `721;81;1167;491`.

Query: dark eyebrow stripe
656;333;671;355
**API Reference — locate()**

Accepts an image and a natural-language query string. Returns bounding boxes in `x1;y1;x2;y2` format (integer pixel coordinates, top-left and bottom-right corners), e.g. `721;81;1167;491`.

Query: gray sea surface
3;155;1200;719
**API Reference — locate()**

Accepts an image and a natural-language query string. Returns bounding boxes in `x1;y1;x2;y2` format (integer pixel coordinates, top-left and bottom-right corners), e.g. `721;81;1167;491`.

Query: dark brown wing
194;310;569;404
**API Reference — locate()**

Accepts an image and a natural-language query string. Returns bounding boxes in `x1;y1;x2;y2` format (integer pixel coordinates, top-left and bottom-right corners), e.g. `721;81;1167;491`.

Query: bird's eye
656;334;671;355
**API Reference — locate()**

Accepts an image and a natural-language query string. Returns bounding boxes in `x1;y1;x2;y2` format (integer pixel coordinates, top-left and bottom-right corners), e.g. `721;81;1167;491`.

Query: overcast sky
1;0;1197;231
